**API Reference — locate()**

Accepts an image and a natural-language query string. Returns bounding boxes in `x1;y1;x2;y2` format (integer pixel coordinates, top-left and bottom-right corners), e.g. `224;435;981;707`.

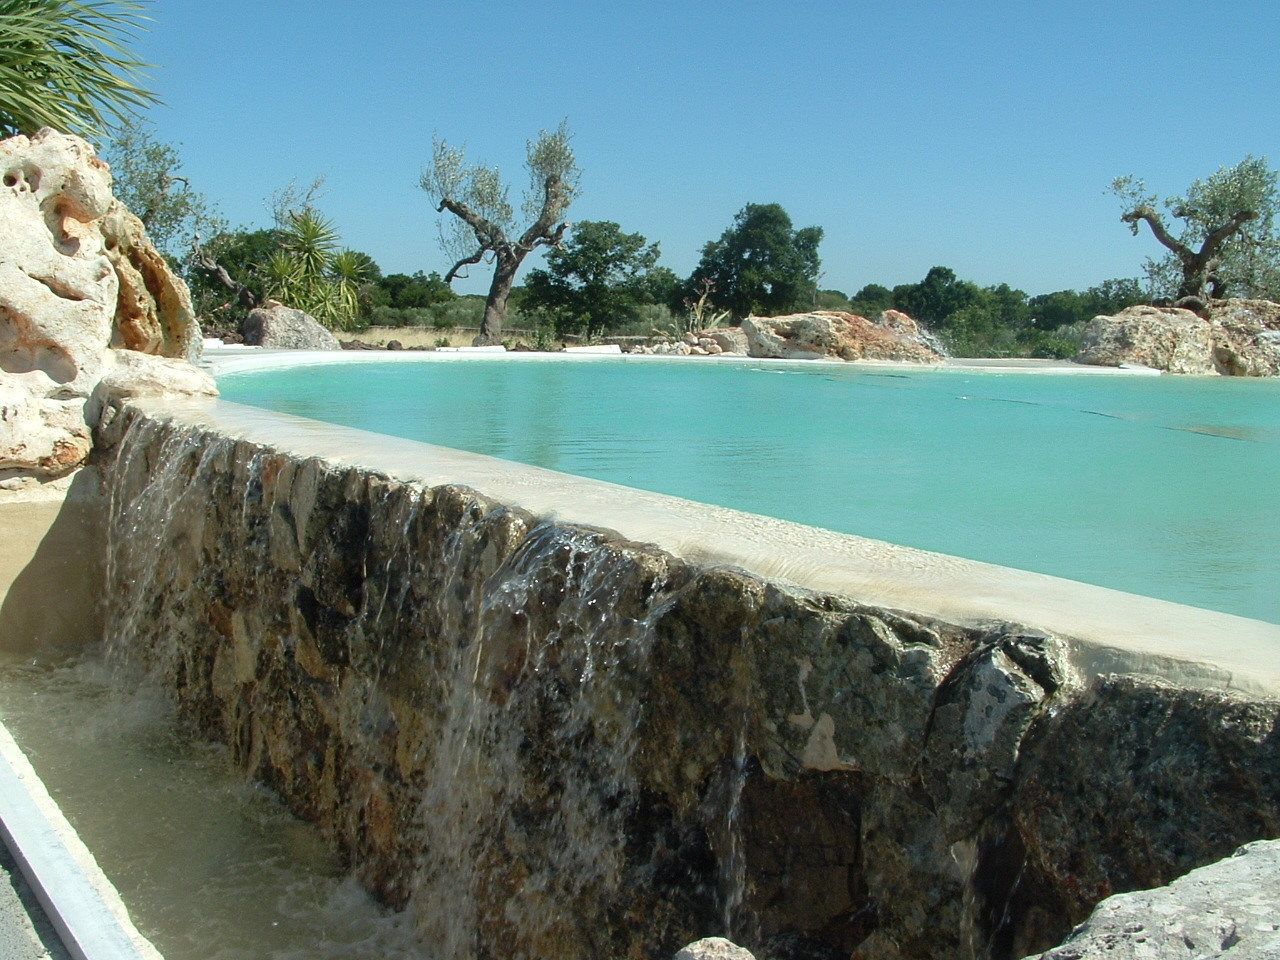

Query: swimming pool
219;357;1280;624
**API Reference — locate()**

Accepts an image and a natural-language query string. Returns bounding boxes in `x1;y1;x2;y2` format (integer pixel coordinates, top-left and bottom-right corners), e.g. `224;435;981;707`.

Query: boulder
674;938;757;960
1075;299;1280;376
0;128;210;487
741;310;945;363
1075;306;1217;374
1208;298;1280;376
701;328;748;355
242;300;340;350
1023;839;1280;959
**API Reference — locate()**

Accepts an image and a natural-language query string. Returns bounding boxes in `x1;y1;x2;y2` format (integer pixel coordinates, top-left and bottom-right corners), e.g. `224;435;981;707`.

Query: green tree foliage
372;271;455;310
99;116;223;259
523;220;664;338
891;266;981;327
848;283;894;316
881;268;1145;359
0;0;157;137
1112;157;1280;300
815;288;851;310
420;121;580;343
688;203;823;319
1027;278;1144;329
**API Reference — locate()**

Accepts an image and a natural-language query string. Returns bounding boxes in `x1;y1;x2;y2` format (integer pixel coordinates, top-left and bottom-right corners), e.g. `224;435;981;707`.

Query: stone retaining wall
95;401;1280;960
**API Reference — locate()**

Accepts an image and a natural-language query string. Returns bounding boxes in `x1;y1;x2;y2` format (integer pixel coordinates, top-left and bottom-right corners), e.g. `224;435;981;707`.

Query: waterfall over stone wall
97;402;1280;960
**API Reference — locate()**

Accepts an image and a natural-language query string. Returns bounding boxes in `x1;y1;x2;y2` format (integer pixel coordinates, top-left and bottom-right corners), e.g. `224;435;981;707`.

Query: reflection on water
0;651;420;960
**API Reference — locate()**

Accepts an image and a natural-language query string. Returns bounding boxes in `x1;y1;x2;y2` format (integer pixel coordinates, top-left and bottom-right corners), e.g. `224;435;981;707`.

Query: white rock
674;938;756;960
0;129;213;484
242;300;340;350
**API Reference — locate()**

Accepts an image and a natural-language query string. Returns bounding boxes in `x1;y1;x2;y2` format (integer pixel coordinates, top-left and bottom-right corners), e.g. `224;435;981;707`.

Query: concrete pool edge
202;346;1167;378
127;394;1280;698
0;718;164;960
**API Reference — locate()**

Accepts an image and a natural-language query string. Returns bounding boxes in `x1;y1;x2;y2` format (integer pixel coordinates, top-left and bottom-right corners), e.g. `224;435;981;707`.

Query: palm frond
0;0;158;137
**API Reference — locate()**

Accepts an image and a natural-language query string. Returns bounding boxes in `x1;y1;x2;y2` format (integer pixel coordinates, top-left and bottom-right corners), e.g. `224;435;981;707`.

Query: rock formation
1023;839;1280;959
1075;300;1280;375
0;129;214;489
742;310;946;363
242;300;340;351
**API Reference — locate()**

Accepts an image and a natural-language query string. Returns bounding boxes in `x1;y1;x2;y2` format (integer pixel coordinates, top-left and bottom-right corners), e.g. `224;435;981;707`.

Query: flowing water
219;358;1280;624
0;652;418;960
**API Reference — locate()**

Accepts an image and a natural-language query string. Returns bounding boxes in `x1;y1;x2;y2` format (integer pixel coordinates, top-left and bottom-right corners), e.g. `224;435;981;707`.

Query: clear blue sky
132;0;1280;297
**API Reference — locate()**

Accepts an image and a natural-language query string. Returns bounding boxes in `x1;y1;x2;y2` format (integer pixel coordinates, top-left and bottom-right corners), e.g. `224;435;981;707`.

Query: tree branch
1199;209;1259;260
1122;205;1193;260
517;175;568;251
438;197;505;246
529;220;570;251
190;237;258;310
444;248;486;283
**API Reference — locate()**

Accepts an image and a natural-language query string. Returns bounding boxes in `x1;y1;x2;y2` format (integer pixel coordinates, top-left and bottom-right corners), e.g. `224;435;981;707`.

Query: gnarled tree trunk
477;253;521;346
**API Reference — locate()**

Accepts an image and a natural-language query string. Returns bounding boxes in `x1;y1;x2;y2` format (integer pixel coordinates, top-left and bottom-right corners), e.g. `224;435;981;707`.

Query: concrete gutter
0;721;162;960
131;396;1280;698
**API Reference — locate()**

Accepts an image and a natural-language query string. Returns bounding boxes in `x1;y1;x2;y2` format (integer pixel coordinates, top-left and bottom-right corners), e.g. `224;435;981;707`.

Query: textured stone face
0;129;208;487
97;404;1280;960
1075;299;1280;376
741;310;945;363
1023;840;1280;960
242;301;340;350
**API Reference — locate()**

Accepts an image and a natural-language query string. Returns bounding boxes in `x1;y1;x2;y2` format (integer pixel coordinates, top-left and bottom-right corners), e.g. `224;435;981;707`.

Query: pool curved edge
128;393;1280;698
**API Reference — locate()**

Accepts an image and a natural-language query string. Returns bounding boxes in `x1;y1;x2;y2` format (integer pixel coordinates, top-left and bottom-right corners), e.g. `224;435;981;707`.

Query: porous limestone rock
1075;299;1280;376
0;128;208;487
1209;298;1280;376
741;310;945;363
99;203;201;361
1024;839;1280;959
1075;306;1217;374
242;300;340;350
675;938;757;960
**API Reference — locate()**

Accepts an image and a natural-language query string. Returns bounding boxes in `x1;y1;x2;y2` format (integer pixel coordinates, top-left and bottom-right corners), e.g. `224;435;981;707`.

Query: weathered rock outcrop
1075;300;1280;375
0;129;211;488
742;310;945;363
1023;839;1280;959
676;938;757;960
96;402;1280;960
242;301;340;350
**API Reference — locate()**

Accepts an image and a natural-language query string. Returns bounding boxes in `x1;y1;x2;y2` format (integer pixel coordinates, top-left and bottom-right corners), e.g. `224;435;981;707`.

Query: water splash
719;723;749;938
406;523;674;960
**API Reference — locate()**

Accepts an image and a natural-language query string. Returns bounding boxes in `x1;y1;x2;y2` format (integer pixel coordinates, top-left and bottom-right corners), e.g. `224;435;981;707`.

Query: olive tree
1113;156;1280;302
100;117;223;259
420;122;580;344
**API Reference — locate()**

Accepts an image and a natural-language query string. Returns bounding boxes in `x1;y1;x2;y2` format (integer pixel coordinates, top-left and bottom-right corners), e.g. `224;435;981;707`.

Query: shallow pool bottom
0;651;418;960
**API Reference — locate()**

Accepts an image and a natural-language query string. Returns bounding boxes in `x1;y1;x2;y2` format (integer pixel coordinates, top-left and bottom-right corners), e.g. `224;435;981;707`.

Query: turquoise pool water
220;358;1280;624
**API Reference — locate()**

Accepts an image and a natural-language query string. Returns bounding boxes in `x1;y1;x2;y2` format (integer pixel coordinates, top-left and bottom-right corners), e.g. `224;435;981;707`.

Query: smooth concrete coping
0;721;163;960
129;395;1280;699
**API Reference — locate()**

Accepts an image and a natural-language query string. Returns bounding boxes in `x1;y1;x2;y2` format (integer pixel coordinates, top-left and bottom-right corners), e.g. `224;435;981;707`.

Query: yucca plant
280;208;338;278
0;0;157;137
329;249;371;327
